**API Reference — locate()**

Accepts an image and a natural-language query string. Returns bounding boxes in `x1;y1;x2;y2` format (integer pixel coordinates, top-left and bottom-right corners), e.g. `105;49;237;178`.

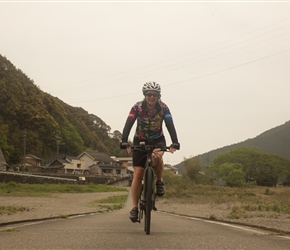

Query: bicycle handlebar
120;141;180;151
120;142;173;151
130;144;170;152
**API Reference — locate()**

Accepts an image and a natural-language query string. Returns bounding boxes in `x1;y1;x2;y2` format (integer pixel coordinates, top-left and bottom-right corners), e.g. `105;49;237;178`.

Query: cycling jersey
121;100;178;144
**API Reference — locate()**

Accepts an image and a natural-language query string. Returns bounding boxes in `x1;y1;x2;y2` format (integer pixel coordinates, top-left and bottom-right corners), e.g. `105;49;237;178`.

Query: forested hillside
0;54;124;165
176;120;290;174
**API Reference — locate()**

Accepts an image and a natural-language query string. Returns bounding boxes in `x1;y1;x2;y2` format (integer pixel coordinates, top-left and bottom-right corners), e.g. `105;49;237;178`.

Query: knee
133;167;144;182
152;154;163;165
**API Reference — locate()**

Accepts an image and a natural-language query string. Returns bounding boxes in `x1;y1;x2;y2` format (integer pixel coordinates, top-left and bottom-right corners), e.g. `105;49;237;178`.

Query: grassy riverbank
0;182;126;196
162;173;290;219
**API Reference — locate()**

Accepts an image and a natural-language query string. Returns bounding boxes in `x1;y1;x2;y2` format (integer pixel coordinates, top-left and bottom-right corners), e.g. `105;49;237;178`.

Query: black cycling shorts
132;136;166;168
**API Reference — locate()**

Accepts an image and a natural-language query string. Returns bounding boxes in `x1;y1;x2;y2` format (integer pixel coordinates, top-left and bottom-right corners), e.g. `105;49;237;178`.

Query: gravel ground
0;193;289;235
0;192;128;225
157;199;290;235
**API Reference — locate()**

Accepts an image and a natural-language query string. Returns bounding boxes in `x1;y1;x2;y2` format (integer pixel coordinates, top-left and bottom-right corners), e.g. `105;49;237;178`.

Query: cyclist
120;81;180;223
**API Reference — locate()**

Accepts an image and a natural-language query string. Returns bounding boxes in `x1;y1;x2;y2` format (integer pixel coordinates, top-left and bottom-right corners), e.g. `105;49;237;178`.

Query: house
113;156;133;168
46;158;67;174
43;156;88;175
63;156;86;175
42;162;65;173
112;156;133;174
89;163;126;176
78;151;127;176
22;154;42;172
43;151;129;177
47;156;86;175
0;149;8;171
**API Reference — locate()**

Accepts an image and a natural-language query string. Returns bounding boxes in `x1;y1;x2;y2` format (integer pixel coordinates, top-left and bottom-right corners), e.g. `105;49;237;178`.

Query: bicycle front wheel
144;167;153;235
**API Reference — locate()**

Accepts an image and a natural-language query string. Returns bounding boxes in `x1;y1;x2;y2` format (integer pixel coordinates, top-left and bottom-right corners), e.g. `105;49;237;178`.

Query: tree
184;157;202;181
218;163;246;187
0;123;14;161
255;153;290;186
208;147;290;186
112;130;122;141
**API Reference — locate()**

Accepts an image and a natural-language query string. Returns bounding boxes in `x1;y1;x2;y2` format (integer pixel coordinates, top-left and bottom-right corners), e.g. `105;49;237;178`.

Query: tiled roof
85;151;115;163
64;156;79;161
58;158;71;164
26;154;42;160
43;165;65;169
48;159;67;167
90;163;125;169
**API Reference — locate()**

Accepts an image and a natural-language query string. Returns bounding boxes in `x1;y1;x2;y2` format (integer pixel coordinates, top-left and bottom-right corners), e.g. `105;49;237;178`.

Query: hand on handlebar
126;147;131;154
169;143;180;153
120;142;131;154
169;147;176;153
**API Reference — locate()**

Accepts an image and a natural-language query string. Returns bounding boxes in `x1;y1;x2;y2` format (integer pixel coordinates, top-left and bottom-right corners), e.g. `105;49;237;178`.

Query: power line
46;16;290;91
70;47;290;104
53;26;290;96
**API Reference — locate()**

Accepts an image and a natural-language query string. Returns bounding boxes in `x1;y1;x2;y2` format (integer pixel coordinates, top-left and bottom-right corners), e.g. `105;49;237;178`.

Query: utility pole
55;135;62;160
23;129;26;170
56;139;60;160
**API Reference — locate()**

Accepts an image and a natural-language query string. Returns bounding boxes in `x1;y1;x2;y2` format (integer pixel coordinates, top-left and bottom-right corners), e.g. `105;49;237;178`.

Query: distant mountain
0;54;124;165
175;120;290;174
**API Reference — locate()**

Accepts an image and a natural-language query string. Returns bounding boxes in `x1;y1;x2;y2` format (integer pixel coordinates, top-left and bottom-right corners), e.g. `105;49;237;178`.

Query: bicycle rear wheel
144;167;153;235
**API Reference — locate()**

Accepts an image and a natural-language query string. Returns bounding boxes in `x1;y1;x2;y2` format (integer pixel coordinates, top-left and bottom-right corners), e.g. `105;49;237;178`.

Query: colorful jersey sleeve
121;102;140;142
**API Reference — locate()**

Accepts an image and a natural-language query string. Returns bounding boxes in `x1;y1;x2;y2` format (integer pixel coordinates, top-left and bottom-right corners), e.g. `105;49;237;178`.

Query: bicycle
129;142;171;235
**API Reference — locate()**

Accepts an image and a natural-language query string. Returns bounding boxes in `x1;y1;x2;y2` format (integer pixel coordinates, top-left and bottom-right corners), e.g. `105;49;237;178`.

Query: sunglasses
145;93;159;97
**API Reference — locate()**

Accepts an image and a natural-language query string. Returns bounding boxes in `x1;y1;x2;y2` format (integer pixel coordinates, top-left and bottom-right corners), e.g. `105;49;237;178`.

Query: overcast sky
1;1;290;165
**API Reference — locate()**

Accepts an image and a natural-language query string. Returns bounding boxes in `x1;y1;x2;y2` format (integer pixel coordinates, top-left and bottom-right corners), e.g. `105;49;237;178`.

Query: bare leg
152;149;164;181
131;166;144;208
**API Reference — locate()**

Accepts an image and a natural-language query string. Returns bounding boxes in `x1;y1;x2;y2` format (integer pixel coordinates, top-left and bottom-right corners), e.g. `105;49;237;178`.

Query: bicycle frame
130;143;170;235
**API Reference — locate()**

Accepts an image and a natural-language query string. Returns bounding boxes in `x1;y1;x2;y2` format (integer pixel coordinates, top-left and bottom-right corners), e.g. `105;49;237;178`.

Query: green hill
176;121;290;174
0;54;124;165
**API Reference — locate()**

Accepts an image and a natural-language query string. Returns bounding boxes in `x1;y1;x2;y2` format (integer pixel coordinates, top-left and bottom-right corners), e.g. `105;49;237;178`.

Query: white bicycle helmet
142;81;161;95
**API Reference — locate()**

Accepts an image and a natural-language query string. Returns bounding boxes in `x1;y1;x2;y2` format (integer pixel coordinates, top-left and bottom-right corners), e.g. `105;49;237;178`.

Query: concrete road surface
0;199;289;249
